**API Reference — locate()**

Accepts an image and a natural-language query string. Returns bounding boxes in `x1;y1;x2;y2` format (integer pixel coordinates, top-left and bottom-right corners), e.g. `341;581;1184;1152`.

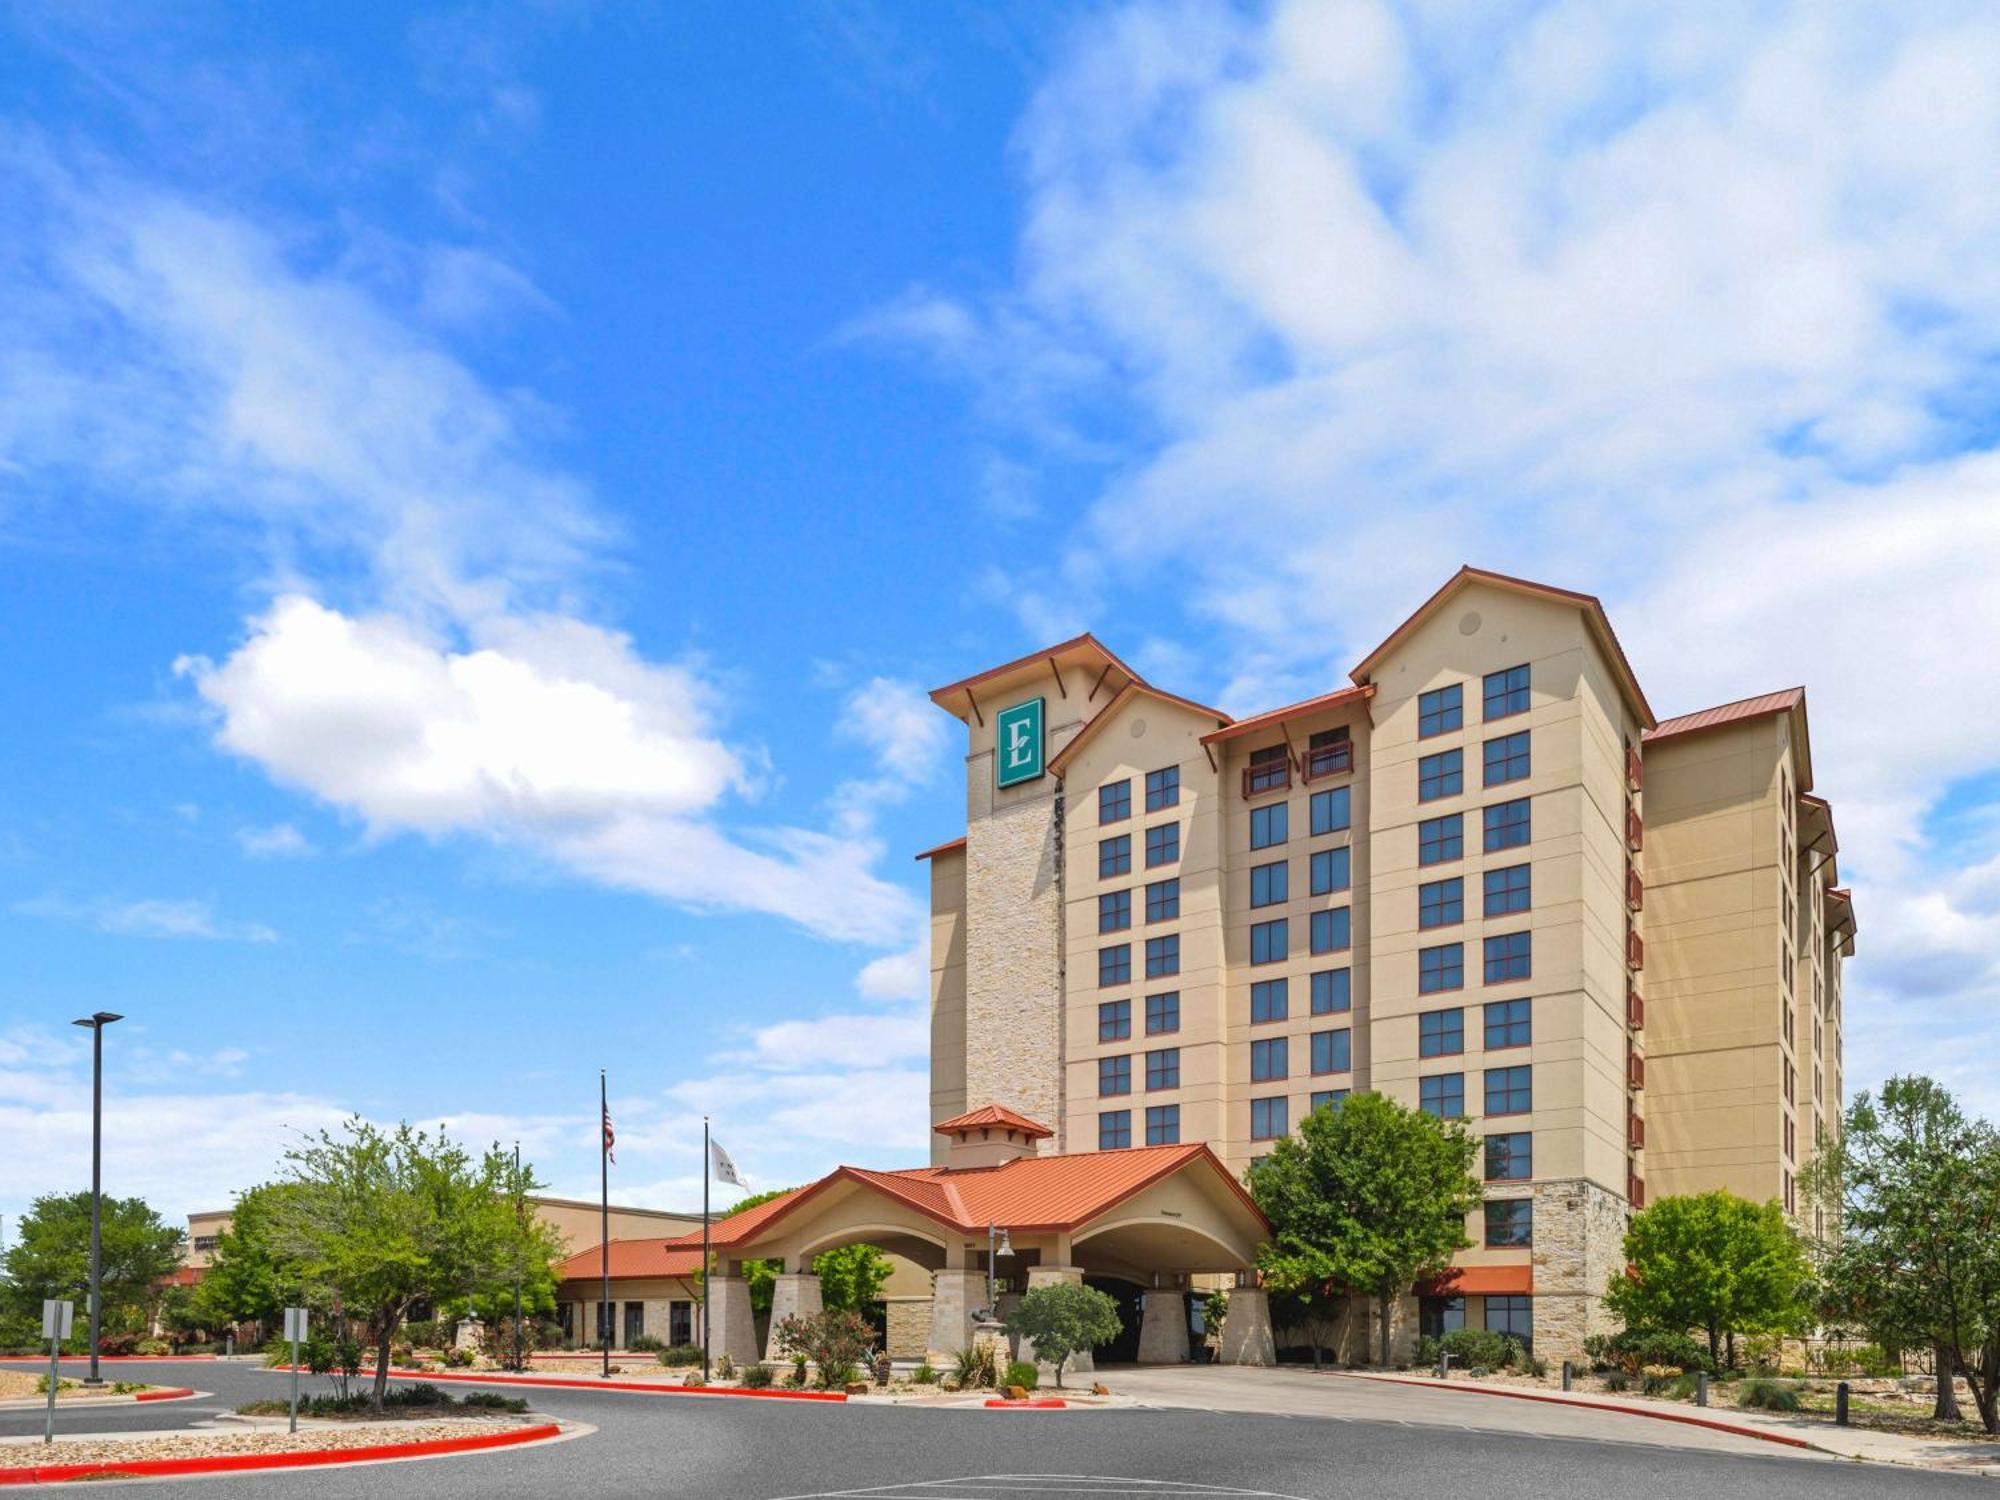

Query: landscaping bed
0;1419;551;1474
235;1382;531;1420
0;1371;154;1401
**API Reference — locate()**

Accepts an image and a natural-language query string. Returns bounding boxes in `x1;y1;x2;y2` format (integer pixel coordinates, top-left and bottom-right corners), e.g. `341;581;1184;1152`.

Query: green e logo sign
995;697;1046;788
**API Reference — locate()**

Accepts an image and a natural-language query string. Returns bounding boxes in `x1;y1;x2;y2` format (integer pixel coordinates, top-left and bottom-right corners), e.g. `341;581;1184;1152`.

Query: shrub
403;1321;442;1349
656;1344;703;1367
1439;1328;1522;1371
715;1354;736;1382
1004;1360;1040;1392
740;1365;774;1389
1736;1377;1804;1412
952;1341;998;1389
1603;1369;1632;1392
134;1337;171;1356
1002;1283;1123;1388
460;1391;529;1412
774;1309;876;1391
1597;1329;1714;1375
1415;1335;1441;1368
628;1334;665;1352
384;1383;450;1408
478;1316;551;1370
441;1346;476;1368
1669;1371;1702;1401
912;1362;938;1385
1526;1355;1548;1379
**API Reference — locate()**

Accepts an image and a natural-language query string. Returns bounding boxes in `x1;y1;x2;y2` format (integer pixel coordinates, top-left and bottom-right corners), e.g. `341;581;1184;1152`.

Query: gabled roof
1045;681;1231;775
913;835;967;862
928;633;1144;719
933;1104;1055;1138
1200;684;1374;747
554;1238;705;1282
1644;687;1812;790
1351;567;1656;730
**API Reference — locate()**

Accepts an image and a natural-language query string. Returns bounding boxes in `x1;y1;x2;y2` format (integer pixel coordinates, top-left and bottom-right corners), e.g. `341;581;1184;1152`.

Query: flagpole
701;1114;712;1383
600;1069;610;1380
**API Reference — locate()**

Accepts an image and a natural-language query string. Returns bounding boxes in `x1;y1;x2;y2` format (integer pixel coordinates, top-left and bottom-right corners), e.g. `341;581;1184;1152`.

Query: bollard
1437;1351;1451;1380
1696;1371;1709;1407
1836;1381;1850;1426
1561;1360;1573;1392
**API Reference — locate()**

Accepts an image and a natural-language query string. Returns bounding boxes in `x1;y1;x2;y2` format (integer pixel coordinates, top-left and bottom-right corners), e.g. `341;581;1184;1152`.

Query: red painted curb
1343;1373;1817;1450
983;1398;1068;1409
0;1420;562;1487
269;1365;848;1403
132;1387;197;1402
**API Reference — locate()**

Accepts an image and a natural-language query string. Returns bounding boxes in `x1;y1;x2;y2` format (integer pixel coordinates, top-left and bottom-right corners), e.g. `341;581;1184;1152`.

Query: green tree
263;1119;545;1411
1250;1090;1482;1365
811;1243;892;1312
1;1193;183;1337
1603;1190;1810;1366
193;1184;308;1332
1003;1281;1122;1388
1270;1281;1347;1370
722;1187;796;1217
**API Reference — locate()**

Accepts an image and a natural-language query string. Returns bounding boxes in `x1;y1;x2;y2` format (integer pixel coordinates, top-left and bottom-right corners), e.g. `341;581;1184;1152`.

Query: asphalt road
2;1358;1988;1498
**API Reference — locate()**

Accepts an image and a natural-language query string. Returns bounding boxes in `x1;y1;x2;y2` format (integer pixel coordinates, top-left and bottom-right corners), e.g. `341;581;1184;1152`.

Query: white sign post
283;1307;310;1434
41;1299;73;1446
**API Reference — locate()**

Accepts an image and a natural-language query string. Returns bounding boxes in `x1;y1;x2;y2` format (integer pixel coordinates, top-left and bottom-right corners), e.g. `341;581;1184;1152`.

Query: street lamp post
985;1222;1014;1318
70;1013;122;1387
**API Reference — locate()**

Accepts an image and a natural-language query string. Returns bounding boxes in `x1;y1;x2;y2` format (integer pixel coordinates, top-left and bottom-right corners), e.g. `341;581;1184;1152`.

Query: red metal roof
1200;684;1374;746
1645;687;1804;742
554;1239;705;1283
913;835;967;862
933;1104;1055;1138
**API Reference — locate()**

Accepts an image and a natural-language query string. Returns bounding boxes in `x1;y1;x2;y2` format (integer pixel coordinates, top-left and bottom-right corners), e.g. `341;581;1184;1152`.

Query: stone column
1219;1286;1276;1366
928;1268;984;1360
1137;1289;1189;1364
705;1275;759;1371
764;1273;823;1364
1022;1264;1092;1380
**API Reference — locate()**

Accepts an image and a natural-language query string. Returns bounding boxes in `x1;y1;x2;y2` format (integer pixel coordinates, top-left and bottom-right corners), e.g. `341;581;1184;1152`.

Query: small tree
1;1193;183;1338
1003;1282;1121;1388
1270;1281;1347;1370
812;1243;893;1312
1603;1190;1810;1366
1251;1090;1482;1365
194;1183;307;1334
774;1307;875;1388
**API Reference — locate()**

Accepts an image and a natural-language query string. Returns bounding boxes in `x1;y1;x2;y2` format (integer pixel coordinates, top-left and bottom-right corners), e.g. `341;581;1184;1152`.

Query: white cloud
236;821;316;859
15;893;277;944
856;940;928;1003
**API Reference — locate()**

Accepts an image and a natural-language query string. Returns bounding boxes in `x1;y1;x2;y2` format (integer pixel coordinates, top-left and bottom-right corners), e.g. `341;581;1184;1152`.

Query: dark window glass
1250;1096;1288;1140
1250;978;1288;1024
1484;664;1531;721
1418;814;1463;865
1485;1295;1533;1351
1099;944;1130;987
1250;1037;1288;1083
1419;877;1464;929
1419;683;1464;738
1250;919;1288;966
1310;785;1351;835
1420;1073;1465;1118
1250;802;1288;850
1310;846;1351;895
1145;766;1180;813
1098;1110;1131;1150
1250;861;1288;908
1099;889;1132;933
1146;822;1181;868
1485;1064;1533;1116
1146;1047;1181;1091
1419;943;1464;993
1145;934;1181;978
1311;1089;1350;1113
1483;798;1531;851
1485;1131;1533;1181
1099;779;1131;824
1098;1055;1131;1097
1483;731;1531;787
1485;1198;1533;1248
1145;1105;1180;1146
1484;931;1532;984
1483;863;1532;917
1099;834;1132;878
1310;907;1351;955
1305;726;1353;780
1311;968;1352;1014
1485;999;1532;1051
1420;1296;1466;1339
1311;1029;1351;1074
1146;878;1180;923
1146;992;1181;1035
1419;1007;1464;1058
1418;749;1464;802
1097;999;1131;1042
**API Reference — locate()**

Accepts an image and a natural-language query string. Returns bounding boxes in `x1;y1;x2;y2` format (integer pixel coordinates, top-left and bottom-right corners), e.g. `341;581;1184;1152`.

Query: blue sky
5;1;2000;1235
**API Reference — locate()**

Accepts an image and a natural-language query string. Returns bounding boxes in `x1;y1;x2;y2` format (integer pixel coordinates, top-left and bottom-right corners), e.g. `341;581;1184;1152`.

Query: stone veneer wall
885;1297;930;1360
1531;1177;1628;1361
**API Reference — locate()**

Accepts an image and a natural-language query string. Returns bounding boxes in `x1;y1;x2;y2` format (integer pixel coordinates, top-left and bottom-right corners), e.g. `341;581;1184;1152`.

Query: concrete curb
983;1398;1068;1409
0;1389;201;1414
267;1365;848;1404
1340;1372;1817;1451
0;1420;563;1486
132;1389;198;1403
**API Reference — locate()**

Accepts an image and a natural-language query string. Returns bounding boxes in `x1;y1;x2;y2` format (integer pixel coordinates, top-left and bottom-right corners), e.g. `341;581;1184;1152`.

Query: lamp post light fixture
984;1222;1015;1318
70;1012;122;1387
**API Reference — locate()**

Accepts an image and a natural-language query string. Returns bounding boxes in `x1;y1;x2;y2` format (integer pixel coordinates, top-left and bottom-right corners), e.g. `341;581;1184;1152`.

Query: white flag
710;1137;745;1188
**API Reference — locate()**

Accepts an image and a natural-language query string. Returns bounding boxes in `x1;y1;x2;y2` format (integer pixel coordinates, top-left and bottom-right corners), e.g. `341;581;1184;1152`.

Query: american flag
602;1103;616;1165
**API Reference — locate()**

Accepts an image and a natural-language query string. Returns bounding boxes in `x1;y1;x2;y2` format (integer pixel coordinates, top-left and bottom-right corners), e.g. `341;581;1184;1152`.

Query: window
1145;1104;1180;1146
1250;861;1289;908
1250;802;1288;849
1098;999;1131;1042
1250;1037;1288;1083
1420;1073;1465;1118
1250;919;1287;965
1245;742;1290;795
1311;968;1352;1014
1485;1199;1533;1248
1099;779;1131;824
1419;877;1464;929
1310;785;1352;835
1483;731;1531;786
1484;998;1532;1050
1099;1110;1132;1150
1250;978;1288;1024
669;1300;693;1347
1419;683;1464;737
1311;1028;1351;1074
1483;864;1531;917
1418;748;1464;802
1146;1047;1181;1091
1146;878;1180;923
1145;766;1180;813
1419;813;1463;866
1485;1131;1532;1181
1146;934;1181;978
1098;1056;1131;1096
1419;1007;1464;1058
1250;1096;1288;1140
1099;889;1131;933
1419;943;1464;993
1146;822;1180;868
1146;991;1181;1035
1484;1295;1533;1352
1484;663;1530;721
1311;1089;1350;1113
1099;944;1130;987
1420;1296;1466;1339
1310;907;1351;954
1483;798;1531;851
1305;726;1353;780
1484;931;1532;984
1485;1064;1533;1116
1099;834;1132;878
1310;846;1351;895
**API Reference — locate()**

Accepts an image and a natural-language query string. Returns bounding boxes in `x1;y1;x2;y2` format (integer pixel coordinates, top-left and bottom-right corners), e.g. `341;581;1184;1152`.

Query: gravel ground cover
0;1370;150;1401
0;1416;540;1468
